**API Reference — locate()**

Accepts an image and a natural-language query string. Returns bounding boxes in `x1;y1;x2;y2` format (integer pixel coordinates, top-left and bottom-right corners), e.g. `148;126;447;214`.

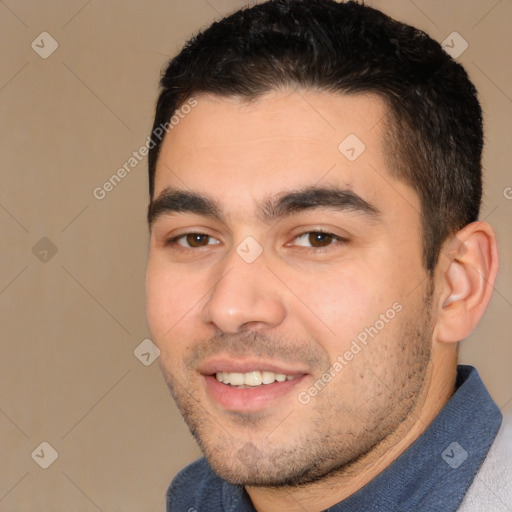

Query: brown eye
308;232;335;247
291;231;344;249
171;233;219;248
185;233;211;247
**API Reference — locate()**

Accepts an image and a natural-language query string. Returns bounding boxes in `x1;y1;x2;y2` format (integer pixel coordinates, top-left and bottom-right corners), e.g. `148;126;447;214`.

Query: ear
434;221;499;343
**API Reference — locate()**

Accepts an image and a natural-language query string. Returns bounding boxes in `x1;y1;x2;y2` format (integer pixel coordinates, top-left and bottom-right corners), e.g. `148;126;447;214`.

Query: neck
246;350;458;512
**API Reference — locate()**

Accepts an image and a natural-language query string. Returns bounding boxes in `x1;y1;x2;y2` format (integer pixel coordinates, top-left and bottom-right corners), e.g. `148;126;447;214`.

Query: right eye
168;233;220;248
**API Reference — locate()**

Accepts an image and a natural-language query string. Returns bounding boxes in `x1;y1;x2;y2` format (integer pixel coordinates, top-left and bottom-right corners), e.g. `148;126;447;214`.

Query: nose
200;249;286;334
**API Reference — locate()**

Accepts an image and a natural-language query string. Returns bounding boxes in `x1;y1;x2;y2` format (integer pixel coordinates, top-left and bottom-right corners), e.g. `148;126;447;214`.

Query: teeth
244;371;262;386
262;371;275;384
215;371;296;387
229;373;245;386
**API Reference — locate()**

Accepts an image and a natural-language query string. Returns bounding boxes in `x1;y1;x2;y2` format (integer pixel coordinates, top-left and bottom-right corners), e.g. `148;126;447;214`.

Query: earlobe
435;221;499;343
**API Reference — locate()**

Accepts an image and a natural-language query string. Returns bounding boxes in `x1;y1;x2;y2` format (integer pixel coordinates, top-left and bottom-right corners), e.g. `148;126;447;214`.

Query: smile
215;370;298;387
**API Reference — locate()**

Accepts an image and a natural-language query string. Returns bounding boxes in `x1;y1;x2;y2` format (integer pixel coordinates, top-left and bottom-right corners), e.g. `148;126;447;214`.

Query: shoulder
166;458;225;511
458;413;512;511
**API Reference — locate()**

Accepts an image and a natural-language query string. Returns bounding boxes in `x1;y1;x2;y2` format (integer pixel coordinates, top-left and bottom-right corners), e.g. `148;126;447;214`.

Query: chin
200;437;359;488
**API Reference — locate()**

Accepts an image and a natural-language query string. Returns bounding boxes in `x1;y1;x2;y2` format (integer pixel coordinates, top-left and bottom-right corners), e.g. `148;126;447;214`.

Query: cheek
292;263;402;357
290;268;373;345
145;257;205;343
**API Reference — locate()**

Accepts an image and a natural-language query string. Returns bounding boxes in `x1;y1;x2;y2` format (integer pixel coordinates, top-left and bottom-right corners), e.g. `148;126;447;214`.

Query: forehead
153;90;415;217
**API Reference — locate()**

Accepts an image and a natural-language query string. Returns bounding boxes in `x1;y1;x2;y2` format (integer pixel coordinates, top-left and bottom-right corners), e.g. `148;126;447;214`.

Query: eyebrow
148;188;223;226
261;186;381;222
147;186;381;227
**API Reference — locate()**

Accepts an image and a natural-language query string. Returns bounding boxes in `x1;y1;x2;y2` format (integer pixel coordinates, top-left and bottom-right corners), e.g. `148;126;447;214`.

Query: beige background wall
1;1;510;510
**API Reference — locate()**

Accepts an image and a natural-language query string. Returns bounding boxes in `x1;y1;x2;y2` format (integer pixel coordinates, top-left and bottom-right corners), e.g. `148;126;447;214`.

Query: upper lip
198;357;309;376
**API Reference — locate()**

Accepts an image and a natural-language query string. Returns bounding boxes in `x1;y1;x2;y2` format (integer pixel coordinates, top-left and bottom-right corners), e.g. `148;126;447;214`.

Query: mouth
215;370;298;387
199;360;308;413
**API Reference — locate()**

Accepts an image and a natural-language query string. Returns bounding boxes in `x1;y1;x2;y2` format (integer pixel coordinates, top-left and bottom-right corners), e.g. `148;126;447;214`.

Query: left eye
292;232;343;248
172;233;220;248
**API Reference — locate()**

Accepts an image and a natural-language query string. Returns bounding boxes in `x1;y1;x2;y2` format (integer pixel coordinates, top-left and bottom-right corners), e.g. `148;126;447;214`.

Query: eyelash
166;230;348;251
166;232;218;248
290;230;348;251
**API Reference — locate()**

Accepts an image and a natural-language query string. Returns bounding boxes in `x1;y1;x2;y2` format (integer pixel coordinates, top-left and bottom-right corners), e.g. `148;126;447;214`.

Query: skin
145;90;498;511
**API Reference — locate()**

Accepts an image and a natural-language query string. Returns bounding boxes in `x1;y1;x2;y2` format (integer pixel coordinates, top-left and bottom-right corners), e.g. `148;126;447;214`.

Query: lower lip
203;375;306;412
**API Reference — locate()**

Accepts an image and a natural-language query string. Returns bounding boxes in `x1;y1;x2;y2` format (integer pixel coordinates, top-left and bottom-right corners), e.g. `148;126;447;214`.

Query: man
145;1;512;510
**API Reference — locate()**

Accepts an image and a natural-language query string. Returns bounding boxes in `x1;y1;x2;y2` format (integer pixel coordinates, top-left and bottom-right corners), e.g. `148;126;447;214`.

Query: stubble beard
161;286;434;488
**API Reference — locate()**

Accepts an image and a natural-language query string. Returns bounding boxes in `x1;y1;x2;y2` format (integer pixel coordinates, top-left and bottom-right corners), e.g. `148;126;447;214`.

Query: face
146;90;434;486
